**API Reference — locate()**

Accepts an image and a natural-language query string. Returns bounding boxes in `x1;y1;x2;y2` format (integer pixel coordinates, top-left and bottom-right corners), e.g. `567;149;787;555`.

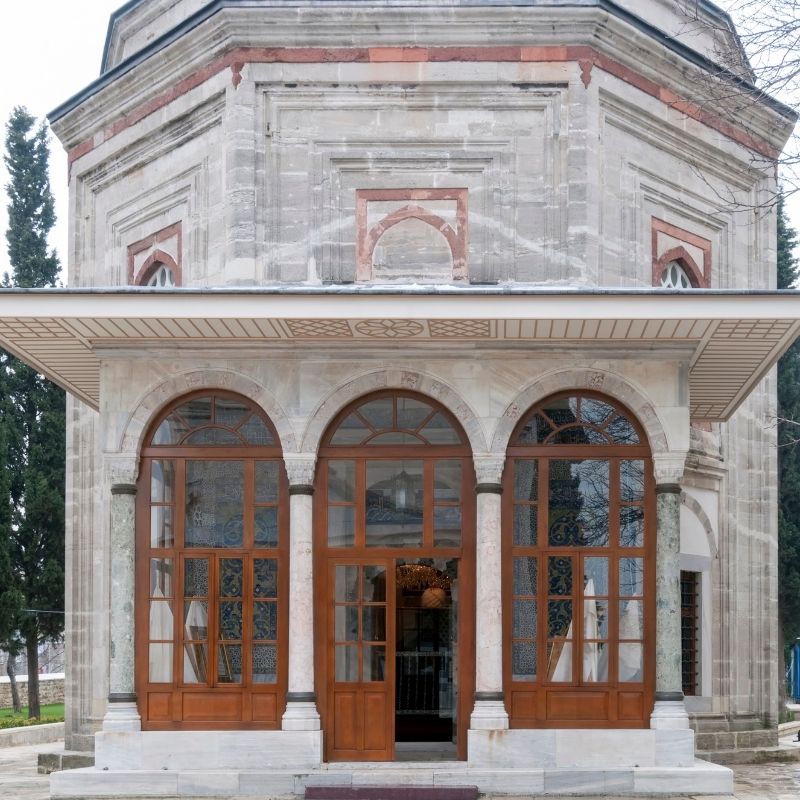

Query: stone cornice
50;5;794;161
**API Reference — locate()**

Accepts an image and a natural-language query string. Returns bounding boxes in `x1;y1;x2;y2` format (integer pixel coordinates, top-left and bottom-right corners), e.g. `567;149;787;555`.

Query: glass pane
549;426;608;445
153;413;188;445
219;601;242;640
253;559;278;598
358;398;394;429
620;505;644;547
150;558;173;597
434;461;461;501
185;461;244;547
149;643;172;682
547;599;573;640
184;427;240;445
218;644;242;683
149;600;173;640
335;645;359;681
581;398;614;426
363;645;386;681
335;565;359;602
419;413;461;444
363;565;387;602
620;599;644;639
584;557;608;596
184;558;208;597
542;396;578;428
328;506;355;547
434;506;461;547
363;606;386;642
587;599;609;639
606;415;639;444
150;506;173;548
335;605;359;642
215;397;249;428
619;642;643;682
330;413;370;445
252;644;277;683
255;461;279;503
583;642;608;682
255;506;279;547
253;602;277;640
239;414;274;445
176;397;213;430
397;397;433;430
512;641;536;680
219;558;243;597
620;460;645;502
516;414;552;445
514;460;538;501
547;643;573;682
513;599;536;639
620;558;644;597
151;460;174;503
513;505;537;546
548;459;609;547
513;557;537;596
367;431;421;445
366;460;423;547
328;460;355;502
183;600;208;639
548;556;573;596
183;642;208;683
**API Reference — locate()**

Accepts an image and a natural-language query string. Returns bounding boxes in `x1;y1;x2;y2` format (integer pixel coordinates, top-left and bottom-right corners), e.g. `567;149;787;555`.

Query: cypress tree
1;107;65;718
777;192;800;657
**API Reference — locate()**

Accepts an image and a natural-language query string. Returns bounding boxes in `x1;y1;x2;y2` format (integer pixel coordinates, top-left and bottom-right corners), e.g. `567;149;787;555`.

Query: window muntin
659;260;694;289
145;262;177;288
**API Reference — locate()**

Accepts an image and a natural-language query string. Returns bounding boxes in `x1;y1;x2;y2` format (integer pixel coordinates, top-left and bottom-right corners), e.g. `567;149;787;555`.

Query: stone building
0;0;798;797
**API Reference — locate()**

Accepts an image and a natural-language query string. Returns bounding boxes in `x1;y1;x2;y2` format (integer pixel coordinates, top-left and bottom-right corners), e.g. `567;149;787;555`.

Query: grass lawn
0;702;64;727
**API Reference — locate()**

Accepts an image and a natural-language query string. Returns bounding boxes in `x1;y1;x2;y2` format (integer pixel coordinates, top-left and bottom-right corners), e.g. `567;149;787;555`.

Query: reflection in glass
253;602;277;640
548;556;573;596
362;606;386;641
419;413;461;444
255;506;278;547
548;460;609;547
328;506;355;547
584;557;608;596
619;599;643;639
620;460;645;501
153;414;188;445
581;398;614;426
253;558;278;598
433;506;461;547
330;414;370;445
619;642;643;682
606;415;639;444
583;642;608;682
335;565;359;603
219;601;242;640
149;643;172;682
184;558;208;597
434;461;461;501
516;414;553;444
328;461;355;502
149;601;173;640
150;558;173;597
219;558;243;597
620;558;644;596
620;506;644;547
365;461;423;547
255;461;279;503
238;414;274;445
514;459;538;501
397;397;434;430
252;644;277;683
513;505;537;546
359;398;394;429
184;428;240;445
185;461;244;547
335;645;359;681
335;605;359;642
513;599;536;639
218;643;242;683
215;397;249;428
183;641;208;683
150;506;173;548
183;600;208;639
363;645;386;681
363;565;387;602
151;460;174;503
176;398;212;430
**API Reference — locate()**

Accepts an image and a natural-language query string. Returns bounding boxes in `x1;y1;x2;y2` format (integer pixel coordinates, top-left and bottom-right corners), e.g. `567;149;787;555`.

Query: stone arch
653;245;706;288
300;368;488;455
134;249;181;286
116;368;297;461
490;367;671;456
680;491;718;558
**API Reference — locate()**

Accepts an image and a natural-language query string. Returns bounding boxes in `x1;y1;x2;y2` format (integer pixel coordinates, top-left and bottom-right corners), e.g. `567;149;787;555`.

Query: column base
282;701;321;731
650;698;690;730
102;700;141;732
469;699;509;730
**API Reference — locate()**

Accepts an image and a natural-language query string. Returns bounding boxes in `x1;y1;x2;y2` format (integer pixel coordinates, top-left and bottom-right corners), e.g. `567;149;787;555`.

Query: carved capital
652;452;687;486
283;454;317;487
105;454;138;486
473;455;505;485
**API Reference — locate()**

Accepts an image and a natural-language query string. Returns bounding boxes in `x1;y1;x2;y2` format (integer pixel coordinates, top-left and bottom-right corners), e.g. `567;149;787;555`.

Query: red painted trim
135;249;182;287
651;217;711;288
67;46;779;168
128;222;183;285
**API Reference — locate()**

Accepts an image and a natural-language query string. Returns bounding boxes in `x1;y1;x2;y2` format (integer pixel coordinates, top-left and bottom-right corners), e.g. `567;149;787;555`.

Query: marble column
470;456;509;730
102;482;141;732
281;455;321;731
650;453;690;730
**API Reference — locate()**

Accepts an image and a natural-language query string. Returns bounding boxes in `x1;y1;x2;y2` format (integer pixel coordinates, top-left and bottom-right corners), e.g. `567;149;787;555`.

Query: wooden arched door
315;392;475;761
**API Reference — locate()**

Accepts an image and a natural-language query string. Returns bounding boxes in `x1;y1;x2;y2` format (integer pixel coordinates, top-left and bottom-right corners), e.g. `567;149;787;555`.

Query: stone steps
37;749;95;774
701;746;800;765
305;787;478;800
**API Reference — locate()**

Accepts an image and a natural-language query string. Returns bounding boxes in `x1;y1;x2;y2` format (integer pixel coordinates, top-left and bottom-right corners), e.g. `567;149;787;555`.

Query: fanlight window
659;260;693;289
328;395;462;446
152;395;274;446
514;395;640;446
146;263;177;288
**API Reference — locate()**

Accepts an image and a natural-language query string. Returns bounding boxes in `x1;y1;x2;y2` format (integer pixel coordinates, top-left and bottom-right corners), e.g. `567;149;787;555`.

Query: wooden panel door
328;560;394;760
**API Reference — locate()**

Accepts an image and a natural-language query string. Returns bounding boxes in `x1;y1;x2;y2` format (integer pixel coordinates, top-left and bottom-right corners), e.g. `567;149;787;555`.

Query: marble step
37;749;95;774
306;787;479;800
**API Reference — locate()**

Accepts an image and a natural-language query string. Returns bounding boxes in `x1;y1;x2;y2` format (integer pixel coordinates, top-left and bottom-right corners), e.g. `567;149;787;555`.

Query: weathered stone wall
0;676;64;709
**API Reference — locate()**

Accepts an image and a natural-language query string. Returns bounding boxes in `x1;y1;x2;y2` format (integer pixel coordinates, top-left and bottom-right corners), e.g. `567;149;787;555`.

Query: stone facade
40;0;796;795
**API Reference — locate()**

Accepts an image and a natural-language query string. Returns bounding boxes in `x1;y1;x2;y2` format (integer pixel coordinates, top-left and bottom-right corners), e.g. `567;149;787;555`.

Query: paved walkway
0;740;799;799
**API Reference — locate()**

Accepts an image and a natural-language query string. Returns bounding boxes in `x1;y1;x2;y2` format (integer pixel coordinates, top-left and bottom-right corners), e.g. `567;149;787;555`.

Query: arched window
659;260;694;289
136;391;287;729
144;262;177;288
503;392;654;728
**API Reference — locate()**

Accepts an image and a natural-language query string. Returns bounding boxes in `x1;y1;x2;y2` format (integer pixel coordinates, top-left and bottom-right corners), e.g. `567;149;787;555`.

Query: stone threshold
50;760;734;798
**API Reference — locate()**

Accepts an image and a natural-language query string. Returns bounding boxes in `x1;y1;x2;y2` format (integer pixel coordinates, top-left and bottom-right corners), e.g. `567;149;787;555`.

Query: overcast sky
0;0;797;281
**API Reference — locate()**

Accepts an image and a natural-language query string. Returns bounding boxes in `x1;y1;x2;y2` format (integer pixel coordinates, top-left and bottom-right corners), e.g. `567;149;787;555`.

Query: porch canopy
0;286;798;420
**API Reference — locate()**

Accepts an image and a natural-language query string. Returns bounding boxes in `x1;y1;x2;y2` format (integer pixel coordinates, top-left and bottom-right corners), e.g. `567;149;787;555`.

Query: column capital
473;454;505;485
283;454;317;487
652;452;687;486
104;454;138;487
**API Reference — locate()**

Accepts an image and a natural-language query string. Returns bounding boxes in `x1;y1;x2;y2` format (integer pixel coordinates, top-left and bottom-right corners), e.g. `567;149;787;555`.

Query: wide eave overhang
0;287;798;420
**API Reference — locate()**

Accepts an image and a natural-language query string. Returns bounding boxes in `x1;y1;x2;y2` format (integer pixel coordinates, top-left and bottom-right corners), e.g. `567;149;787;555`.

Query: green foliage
777;192;800;650
0;107;65;719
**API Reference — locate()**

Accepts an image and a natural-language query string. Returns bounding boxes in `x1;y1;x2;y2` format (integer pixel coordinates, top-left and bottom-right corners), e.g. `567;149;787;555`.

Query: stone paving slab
0;741;798;800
